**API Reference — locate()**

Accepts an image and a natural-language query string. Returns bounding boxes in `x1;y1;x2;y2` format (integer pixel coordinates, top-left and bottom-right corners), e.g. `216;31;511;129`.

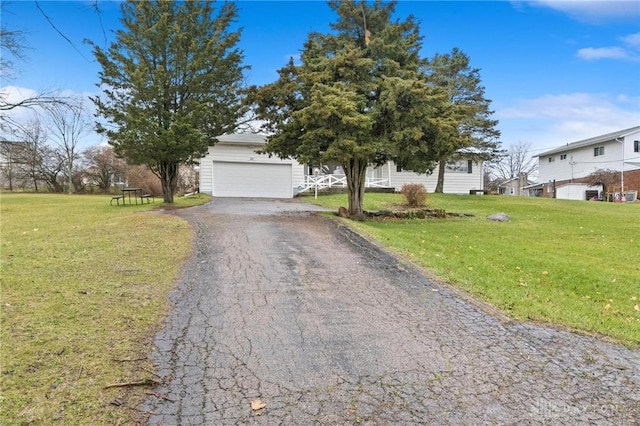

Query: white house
198;133;305;198
536;126;640;201
199;134;485;198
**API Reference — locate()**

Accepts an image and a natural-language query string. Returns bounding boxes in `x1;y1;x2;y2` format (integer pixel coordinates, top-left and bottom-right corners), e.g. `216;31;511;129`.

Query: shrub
127;165;163;197
401;183;427;208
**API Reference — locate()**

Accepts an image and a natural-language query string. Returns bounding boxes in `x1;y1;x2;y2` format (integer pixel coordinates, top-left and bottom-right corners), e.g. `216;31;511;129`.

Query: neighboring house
199;134;485;198
497;173;534;196
536;126;640;201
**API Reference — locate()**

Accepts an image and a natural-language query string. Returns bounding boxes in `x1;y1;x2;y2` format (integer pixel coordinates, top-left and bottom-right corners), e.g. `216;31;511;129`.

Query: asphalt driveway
143;198;639;425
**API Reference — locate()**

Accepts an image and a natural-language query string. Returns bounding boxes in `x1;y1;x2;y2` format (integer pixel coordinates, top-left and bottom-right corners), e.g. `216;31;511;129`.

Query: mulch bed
363;207;474;220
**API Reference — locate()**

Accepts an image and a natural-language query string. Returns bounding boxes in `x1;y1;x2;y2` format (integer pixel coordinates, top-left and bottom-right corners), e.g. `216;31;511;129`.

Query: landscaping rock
487;213;510;222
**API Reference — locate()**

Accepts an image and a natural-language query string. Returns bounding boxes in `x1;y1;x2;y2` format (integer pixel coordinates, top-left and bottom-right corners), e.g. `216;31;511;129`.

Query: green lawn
305;193;640;346
1;191;638;423
0;193;209;424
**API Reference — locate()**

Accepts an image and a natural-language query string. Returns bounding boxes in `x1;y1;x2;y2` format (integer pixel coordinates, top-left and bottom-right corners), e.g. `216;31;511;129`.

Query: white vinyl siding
537;128;640;185
383;160;484;194
199;140;305;198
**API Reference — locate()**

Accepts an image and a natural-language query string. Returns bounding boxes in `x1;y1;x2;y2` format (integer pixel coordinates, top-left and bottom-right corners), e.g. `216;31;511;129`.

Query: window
560;154;567;160
445;160;472;173
594;146;604;157
634;140;639;153
396;165;403;172
548;156;555;163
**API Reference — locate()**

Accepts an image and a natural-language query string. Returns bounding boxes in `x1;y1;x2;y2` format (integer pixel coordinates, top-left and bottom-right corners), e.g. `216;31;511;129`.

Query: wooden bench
110;195;125;206
140;194;154;204
469;189;488;195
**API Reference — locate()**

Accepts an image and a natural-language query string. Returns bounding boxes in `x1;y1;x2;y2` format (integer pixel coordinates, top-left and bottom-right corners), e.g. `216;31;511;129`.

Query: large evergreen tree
91;0;247;203
423;48;502;193
252;0;450;217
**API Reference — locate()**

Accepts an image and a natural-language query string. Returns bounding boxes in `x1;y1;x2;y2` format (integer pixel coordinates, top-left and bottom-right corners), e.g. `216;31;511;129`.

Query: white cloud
577;46;630;60
621;32;640;48
526;1;640;23
576;32;640;61
0;85;42;125
497;92;640;149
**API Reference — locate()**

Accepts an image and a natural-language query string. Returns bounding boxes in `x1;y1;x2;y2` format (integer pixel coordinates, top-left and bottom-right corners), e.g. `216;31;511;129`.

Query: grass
1;191;637;424
304;192;640;347
0;192;209;424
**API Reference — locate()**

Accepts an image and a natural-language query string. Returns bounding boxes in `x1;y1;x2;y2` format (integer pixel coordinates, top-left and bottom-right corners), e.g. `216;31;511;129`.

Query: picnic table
123;187;142;205
110;188;153;206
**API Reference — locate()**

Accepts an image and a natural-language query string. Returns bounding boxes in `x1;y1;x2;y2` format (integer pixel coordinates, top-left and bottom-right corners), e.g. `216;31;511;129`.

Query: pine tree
251;0;450;217
91;0;247;203
423;48;502;193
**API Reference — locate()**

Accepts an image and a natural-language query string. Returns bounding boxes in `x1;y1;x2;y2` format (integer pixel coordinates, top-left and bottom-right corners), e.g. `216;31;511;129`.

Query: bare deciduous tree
0;118;49;191
44;100;91;194
584;169;619;197
488;141;538;181
38;144;66;193
82;145;126;192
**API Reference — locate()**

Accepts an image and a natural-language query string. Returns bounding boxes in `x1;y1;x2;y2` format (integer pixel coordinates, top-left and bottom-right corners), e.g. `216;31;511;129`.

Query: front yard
0;193;202;424
1;191;637;424
307;193;640;346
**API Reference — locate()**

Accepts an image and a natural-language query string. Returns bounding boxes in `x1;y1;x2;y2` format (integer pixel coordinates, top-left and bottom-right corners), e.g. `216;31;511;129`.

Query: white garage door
212;161;293;198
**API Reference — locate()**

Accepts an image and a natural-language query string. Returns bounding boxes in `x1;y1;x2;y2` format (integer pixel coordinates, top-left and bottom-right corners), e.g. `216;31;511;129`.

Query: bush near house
401;183;427;207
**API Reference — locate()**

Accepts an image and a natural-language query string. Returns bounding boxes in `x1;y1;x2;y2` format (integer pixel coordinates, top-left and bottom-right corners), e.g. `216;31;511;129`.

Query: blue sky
2;0;639;154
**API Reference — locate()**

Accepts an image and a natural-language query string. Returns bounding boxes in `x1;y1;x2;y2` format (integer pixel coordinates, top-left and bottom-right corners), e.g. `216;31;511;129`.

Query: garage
212;161;293;198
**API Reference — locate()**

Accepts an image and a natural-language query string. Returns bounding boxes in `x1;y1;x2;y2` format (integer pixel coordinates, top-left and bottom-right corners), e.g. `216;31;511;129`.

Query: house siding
539;129;640;185
199;143;305;196
537;127;640;199
200;135;486;196
381;160;484;194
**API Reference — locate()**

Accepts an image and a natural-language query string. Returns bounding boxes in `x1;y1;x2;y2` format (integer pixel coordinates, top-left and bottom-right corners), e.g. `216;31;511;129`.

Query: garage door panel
213;162;292;198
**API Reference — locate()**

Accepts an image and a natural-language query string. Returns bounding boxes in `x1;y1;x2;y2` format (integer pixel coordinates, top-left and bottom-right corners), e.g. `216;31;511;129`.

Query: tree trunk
434;161;446;193
344;158;368;217
67;163;74;194
159;161;179;203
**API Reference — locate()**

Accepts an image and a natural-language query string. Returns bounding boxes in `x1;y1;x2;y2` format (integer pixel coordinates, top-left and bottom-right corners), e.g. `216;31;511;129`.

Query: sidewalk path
143;198;639;425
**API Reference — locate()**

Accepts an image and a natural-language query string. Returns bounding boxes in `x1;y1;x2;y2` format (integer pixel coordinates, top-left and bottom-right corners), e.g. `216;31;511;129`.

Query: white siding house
536;126;640;201
378;159;484;194
199;134;305;198
199;134;485;198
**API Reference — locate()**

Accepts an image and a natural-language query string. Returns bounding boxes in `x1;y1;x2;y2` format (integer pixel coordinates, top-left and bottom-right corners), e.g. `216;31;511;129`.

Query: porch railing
297;174;390;193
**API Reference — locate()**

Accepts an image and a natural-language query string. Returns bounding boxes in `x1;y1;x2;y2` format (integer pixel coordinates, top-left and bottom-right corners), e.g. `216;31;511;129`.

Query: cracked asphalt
142;198;640;425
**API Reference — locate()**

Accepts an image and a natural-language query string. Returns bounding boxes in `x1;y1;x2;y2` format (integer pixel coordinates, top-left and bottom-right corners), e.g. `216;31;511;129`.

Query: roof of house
498;177;535;187
535;126;640;157
216;133;267;145
522;182;544;190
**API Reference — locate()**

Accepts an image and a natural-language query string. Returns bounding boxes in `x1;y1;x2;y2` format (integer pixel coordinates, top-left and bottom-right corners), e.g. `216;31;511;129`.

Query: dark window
548;156;555;163
396;165;403;172
560;154;567;160
467;160;473;174
594;146;604;157
445;160;469;173
634;140;639;153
